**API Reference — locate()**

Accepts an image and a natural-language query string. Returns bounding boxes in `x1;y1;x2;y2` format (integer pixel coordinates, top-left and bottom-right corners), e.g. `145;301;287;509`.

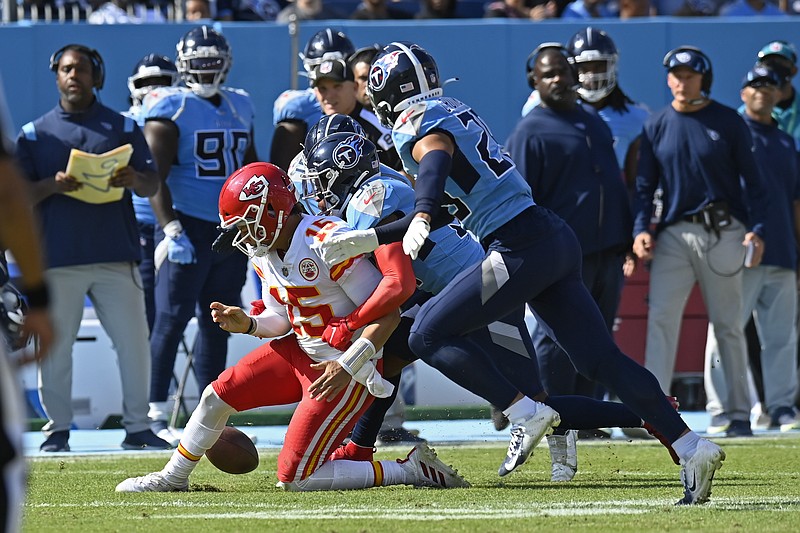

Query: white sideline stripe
29;496;800;518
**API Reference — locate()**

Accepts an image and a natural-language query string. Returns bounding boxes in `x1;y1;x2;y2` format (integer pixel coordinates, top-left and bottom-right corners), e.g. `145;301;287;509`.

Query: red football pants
212;335;376;482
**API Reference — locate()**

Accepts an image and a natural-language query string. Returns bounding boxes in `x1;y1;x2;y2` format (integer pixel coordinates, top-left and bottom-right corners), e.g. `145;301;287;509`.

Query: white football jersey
251;214;382;361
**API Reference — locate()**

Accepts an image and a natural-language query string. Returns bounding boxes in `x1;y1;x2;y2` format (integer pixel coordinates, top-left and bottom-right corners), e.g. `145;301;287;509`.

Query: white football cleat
398;443;470;488
498;405;561;477
676;439;725;505
547;429;578;482
115;472;188;493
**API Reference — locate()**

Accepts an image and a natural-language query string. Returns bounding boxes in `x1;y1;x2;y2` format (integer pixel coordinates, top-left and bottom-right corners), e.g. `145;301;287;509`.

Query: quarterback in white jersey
115;163;467;494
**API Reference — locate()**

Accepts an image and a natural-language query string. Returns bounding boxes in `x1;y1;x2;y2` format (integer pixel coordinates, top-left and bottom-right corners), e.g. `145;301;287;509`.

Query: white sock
503;396;541;424
286;460;404;491
148;401;171;422
672;431;701;463
162;386;235;483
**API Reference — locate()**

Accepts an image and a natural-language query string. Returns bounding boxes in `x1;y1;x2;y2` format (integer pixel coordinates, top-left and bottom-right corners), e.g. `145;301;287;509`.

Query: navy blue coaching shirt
15;100;155;269
506;103;633;256
743;114;800;270
633;101;770;238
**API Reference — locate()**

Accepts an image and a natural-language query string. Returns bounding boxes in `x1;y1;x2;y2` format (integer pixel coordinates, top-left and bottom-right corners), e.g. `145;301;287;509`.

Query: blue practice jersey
143;86;255;222
346;175;484;295
598;103;650;169
392;97;534;241
272;88;322;129
125;103;156;225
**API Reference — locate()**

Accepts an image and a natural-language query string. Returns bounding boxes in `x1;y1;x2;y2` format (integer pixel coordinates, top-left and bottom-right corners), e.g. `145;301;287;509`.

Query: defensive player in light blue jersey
269;29;355;171
305;132;669;476
125;54;179;331
566;27;650;188
319;41;726;504
142;26;257;446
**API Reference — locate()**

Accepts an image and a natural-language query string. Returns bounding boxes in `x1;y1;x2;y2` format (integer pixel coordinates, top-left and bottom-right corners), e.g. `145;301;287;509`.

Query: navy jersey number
195;130;250;178
454;109;514;179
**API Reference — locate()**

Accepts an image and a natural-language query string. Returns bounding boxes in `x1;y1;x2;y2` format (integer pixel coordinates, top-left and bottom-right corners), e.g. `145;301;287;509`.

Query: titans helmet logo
369;50;402;91
240;175;267;200
332;135;364;170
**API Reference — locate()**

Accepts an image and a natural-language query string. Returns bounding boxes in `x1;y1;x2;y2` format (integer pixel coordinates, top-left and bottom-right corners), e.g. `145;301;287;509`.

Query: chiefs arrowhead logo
240;175;267;201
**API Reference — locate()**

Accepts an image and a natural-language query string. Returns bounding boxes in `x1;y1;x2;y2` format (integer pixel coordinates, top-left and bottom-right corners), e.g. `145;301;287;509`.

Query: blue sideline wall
0;19;798;159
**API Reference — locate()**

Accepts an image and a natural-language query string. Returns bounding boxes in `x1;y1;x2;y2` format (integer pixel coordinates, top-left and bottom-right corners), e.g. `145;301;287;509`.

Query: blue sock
349;373;402;448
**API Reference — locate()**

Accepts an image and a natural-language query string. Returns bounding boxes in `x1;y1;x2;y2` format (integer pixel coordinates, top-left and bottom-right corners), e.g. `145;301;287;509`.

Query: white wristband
337;337;376;376
163;219;184;239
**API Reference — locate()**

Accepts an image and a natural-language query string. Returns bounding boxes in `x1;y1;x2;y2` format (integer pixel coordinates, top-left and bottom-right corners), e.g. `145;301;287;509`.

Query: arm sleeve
413;149;452;216
374;206;453;244
252;306;293;338
344;241;416;330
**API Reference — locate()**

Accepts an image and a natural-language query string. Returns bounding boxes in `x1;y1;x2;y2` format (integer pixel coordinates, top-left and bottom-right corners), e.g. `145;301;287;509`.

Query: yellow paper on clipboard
64;144;133;204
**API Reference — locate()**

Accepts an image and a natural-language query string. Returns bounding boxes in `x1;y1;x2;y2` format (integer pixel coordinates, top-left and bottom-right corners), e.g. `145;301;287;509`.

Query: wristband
23;283;50;309
163;219;184;239
245;316;257;335
337;337;376;376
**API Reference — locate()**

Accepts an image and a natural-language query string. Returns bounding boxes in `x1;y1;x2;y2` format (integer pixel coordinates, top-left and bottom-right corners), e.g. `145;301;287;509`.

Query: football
205;426;259;474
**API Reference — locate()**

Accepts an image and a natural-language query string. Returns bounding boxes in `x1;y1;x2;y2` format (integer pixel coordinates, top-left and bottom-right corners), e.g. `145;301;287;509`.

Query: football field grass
24;434;800;532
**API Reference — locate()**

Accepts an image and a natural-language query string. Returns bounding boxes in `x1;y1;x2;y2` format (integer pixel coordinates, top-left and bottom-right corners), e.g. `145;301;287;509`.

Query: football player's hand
317;229;379;268
155;220;197;271
308;360;351;402
210;301;251;333
322;316;355;351
402;216;430;260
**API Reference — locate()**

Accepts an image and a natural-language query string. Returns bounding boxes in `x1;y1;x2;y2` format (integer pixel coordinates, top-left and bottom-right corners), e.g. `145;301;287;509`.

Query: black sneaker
725;419;753;437
40;430;70;452
376;427;427;446
490;405;510;431
122;429;172;450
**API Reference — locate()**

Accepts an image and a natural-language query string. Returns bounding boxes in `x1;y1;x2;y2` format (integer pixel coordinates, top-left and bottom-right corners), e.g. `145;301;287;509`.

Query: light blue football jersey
142;86;255;222
597;103;650;168
346;175;484;295
124;104;156;225
272;88;323;129
392;97;534;241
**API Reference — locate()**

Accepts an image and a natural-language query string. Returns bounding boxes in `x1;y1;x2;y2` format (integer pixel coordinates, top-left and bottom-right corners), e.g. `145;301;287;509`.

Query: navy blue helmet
368;42;441;128
303;132;380;214
176;25;232;97
127;53;179;104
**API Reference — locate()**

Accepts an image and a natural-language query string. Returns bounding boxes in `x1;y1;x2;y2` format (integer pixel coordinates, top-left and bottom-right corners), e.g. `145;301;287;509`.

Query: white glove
336;337;395;398
317;229;379;268
352;361;395;398
402;217;430;260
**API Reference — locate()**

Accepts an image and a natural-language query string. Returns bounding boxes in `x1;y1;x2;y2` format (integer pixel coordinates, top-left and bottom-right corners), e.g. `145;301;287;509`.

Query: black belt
682;213;705;224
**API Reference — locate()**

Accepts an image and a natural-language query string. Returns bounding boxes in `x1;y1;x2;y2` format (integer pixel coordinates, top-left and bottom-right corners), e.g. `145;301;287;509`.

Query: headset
49;44;105;90
525;42;573;89
662;45;713;95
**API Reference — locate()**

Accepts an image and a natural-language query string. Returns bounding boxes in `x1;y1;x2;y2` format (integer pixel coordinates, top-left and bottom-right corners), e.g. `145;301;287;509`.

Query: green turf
23;435;800;532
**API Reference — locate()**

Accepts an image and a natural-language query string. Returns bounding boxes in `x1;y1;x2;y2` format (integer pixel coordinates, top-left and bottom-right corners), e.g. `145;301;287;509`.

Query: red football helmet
218;162;297;256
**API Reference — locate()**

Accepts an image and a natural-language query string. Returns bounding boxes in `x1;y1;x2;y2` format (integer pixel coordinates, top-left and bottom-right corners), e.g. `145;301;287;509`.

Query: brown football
205;426;259;474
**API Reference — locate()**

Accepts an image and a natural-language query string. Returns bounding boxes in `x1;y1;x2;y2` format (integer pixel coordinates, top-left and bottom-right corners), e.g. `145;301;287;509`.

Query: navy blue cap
742;65;782;89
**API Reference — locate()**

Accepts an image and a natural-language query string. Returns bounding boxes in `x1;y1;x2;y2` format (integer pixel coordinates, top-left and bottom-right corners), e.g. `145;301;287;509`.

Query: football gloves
322;316;355;351
402;217;430;260
317;229;379;268
154;219;196;272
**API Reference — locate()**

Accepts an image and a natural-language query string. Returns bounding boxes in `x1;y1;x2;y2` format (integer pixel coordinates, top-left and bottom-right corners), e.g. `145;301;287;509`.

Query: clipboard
64;144;134;204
